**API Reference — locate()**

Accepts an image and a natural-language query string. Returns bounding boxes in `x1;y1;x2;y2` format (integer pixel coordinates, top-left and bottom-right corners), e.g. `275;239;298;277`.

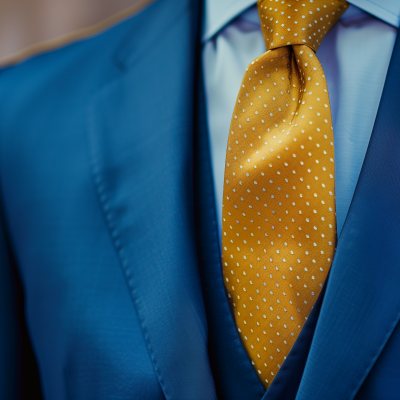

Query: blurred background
0;0;142;65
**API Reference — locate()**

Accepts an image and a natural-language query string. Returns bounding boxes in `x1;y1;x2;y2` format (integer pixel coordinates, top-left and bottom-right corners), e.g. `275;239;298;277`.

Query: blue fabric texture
1;0;400;398
0;202;42;399
0;0;217;398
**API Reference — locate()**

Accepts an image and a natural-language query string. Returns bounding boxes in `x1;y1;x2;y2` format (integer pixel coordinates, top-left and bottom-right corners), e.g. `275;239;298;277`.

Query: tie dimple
222;0;348;389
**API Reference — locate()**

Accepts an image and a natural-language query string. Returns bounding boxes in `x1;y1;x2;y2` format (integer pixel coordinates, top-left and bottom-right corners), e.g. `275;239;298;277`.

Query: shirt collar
202;0;400;42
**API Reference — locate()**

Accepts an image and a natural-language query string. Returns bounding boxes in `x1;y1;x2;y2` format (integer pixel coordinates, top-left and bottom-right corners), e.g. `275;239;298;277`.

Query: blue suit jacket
1;0;400;399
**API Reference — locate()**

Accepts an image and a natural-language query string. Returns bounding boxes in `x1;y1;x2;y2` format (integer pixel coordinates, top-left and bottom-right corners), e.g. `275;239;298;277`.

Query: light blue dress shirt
202;0;398;243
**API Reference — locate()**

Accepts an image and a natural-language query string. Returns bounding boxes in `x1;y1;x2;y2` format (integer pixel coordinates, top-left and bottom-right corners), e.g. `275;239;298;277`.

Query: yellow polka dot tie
222;0;349;389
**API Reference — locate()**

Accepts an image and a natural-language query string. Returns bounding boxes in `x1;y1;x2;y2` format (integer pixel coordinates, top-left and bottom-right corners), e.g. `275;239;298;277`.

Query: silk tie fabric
222;0;348;389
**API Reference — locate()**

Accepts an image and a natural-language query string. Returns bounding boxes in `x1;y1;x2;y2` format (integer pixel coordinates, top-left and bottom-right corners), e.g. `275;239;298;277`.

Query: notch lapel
296;31;400;400
87;0;217;398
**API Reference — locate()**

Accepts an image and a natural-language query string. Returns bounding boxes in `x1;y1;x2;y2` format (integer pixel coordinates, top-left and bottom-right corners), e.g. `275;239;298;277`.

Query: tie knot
258;0;349;51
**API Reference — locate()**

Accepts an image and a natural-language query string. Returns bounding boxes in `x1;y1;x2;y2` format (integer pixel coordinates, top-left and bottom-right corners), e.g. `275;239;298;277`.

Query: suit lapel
87;0;217;398
296;31;400;400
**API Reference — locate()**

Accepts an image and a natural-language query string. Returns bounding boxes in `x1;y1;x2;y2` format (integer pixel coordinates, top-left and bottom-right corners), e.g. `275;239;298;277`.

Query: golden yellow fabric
222;0;348;389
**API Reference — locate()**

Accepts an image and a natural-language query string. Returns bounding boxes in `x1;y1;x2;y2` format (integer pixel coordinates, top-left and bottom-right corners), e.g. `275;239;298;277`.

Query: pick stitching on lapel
87;0;218;398
296;31;400;400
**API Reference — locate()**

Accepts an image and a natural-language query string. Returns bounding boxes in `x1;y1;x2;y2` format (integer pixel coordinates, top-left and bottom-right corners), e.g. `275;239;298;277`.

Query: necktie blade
222;0;348;389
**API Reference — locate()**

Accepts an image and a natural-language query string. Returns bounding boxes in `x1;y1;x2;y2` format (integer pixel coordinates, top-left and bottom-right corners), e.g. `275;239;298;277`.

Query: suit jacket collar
88;0;218;398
